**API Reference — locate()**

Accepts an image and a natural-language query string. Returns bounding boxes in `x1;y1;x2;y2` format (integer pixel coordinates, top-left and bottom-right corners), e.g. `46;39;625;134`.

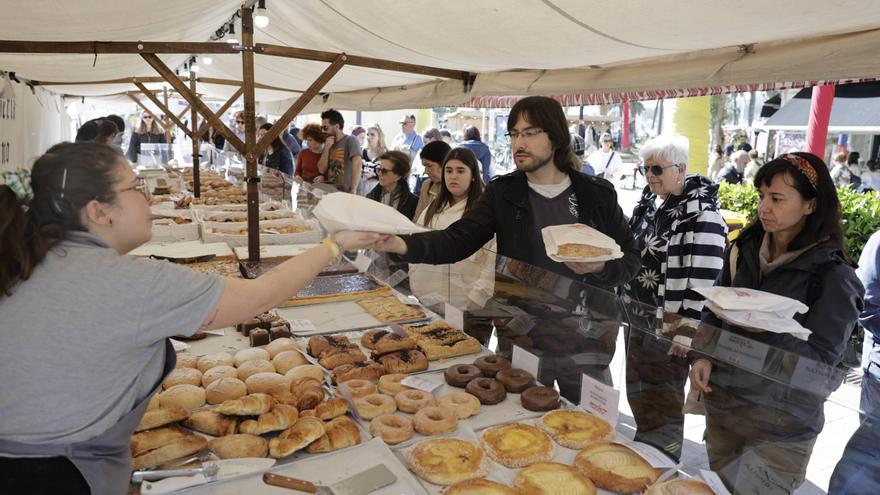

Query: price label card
716;332;769;373
401;374;444;393
512;345;540;379
336;383;362;422
290;319;317;332
419;292;446;306
396;294;420;306
620;439;676;468
790;356;840;395
352;251;372;273
385;269;408;288
202;329;227;337
444;303;464;330
578;373;620;427
506;315;535;335
700;470;733;495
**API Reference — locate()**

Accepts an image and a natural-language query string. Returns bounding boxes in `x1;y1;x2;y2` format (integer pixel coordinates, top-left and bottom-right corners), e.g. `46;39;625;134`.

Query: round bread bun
162;367;203;390
237;359;276;381
265;338;299;358
159;384;206;411
201;365;238;388
205;377;247;404
245;372;291;396
175;353;198;369
285;364;324;383
272;350;309;374
197;352;234;373
234;348;270;367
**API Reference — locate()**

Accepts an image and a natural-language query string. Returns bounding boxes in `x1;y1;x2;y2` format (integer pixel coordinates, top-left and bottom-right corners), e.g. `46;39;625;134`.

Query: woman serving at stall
0;142;377;495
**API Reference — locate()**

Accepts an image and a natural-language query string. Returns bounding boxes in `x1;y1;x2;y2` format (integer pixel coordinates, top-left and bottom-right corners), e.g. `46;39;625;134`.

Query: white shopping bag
313;193;429;235
694;286;808;319
541;223;623;262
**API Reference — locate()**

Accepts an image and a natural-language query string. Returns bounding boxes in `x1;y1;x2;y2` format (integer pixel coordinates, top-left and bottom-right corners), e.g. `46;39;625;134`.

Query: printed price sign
401;375;443;393
716;332;769;373
352;252;372;273
512;345;540;379
290;319;317;333
578;373;620;427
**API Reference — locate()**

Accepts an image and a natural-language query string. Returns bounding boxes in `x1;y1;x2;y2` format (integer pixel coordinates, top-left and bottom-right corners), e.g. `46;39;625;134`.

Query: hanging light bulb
202;55;213;65
190;56;200;74
254;0;269;28
226;20;238;44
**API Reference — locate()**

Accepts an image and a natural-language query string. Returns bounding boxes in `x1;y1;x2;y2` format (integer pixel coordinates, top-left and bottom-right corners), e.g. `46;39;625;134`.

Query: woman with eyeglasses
126;114;167;164
622;135;728;462
0;142;378;494
366;150;418;220
690;153;863;494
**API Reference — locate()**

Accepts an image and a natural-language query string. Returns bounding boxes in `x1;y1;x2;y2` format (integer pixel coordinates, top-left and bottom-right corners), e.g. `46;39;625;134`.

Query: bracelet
322;236;341;260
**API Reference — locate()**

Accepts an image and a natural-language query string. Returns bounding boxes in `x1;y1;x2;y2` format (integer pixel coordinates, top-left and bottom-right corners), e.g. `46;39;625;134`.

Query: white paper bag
694;286;808;318
541;223;623;262
705;302;812;340
313;192;429;235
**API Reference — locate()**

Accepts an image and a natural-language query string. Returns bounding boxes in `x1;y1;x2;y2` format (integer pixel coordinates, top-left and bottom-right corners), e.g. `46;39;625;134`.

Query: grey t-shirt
327;134;362;192
0;232;224;444
527;185;579;272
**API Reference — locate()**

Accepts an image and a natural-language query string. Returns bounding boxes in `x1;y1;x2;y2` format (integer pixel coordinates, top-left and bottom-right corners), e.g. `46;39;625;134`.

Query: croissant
216;393;275;416
239;404;299;435
331;362;385;384
135;405;189;432
131;434;207;470
276;377;325;410
131;426;190;457
268;417;325;458
182;409;237;437
306;416;361;453
314;398;349;420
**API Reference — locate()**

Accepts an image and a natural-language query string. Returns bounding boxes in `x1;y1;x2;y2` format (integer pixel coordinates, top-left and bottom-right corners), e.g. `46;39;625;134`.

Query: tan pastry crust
135;405;190;432
305;416;362;453
437;393;481;419
574;442;661;493
407;438;489;486
369;414;414;445
413;406;459;436
357;296;427;323
209;434;268;459
556;243;612;259
514;462;596;495
443;478;521;495
480;423;554;468
268;417;326;458
644;479;717;495
182;409;237;437
537;410;613;449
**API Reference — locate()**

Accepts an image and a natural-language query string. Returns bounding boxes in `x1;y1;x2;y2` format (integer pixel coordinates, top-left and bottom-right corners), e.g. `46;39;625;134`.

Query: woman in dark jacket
126;114;167;164
459;126;493;184
690;152;864;494
258;123;293;176
367;150;418;220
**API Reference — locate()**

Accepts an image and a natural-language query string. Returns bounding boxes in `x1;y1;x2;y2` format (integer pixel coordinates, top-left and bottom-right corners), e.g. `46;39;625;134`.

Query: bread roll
285;364;323;383
131;426;190;457
183;409;237;436
238;359;276;381
132;434;208;470
175;353;199;369
136;405;190;432
162;368;203;390
234;348;270;367
202;365;238;387
210;434;268;459
206;377;247;405
159;384;206;411
197;352;234;373
146;393;162;412
245;372;291;396
265;338;299;358
272;351;309;374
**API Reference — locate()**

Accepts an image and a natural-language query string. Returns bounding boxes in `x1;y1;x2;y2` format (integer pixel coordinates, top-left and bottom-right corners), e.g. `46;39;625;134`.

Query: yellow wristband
322;237;341;259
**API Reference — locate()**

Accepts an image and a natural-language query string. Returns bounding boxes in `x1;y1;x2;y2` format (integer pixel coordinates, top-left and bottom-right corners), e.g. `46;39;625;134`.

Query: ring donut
394;389;436;413
438;392;481;419
378;373;412;395
339;379;376;398
369;414;414;445
465;377;507;405
354;393;397;419
413;406;459;435
474;355;511;378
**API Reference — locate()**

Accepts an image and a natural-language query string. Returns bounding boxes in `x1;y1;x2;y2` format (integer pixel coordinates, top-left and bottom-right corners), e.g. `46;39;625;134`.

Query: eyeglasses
506;128;545;140
114;177;152;201
235;120;245;125
377;168;395;175
638;163;679;176
142;116;153;120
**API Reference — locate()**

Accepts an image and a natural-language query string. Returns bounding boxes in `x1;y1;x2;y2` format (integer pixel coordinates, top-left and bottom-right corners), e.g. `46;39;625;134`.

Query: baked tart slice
537;410;613;449
514;462;596;495
480;423;554;468
407;438;489;486
574;442;661;493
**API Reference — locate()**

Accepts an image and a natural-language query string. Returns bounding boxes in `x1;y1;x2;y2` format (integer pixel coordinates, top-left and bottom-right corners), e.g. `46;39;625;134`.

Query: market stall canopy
761;81;880;133
1;0;879;110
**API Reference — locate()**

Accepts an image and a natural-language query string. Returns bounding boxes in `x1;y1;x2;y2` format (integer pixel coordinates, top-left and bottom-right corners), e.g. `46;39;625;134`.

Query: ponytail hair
0;142;124;296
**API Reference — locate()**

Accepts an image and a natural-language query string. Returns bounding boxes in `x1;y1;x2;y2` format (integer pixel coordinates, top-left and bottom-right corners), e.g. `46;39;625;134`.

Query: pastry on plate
644;479;716;495
537;410;613;449
358;296;427;323
556;243;612;259
574;442;661;494
407;438;489;486
443;478;520;494
514;462;596;495
480;423;554;468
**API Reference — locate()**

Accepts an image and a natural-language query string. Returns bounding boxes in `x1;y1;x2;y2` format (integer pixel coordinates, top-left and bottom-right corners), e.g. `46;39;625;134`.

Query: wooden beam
254;54;345;157
0;40;237;54
196;86;242;140
190;75;201;199
140;53;245;154
241;6;260;262
197;77;302;94
134;82;192;139
126;94;170;131
255;43;470;81
175;104;191;122
33;76;168;86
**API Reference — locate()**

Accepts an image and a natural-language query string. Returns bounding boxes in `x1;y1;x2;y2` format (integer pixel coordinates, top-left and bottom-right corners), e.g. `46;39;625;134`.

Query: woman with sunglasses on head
0;142;378;495
366;150;418;220
126;114;167;164
622;135;727;462
689;152;863;494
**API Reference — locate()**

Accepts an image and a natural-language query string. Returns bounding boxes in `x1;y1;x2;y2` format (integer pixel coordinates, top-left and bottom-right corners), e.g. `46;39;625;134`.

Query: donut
339;379;376;398
495;368;536;393
521;386;560;411
413;406;459;436
444;364;483;388
474;355;511;378
438;392;481;419
395;389;436;413
354;393;397;419
369;414;414;445
378;373;412;395
465;378;507;405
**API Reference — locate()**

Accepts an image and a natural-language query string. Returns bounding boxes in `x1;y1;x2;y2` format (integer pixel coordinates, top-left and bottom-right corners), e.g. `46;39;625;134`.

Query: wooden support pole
134;82;192;139
196;87;242;140
126;94;170;130
190;76;201;198
175;104;191;123
140;53;245;154
0;40;237;54
241;6;260;262
253;54;346;157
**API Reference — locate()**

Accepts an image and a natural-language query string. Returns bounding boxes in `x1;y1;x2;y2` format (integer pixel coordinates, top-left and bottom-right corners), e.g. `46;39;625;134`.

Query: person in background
222;111;246;154
422;127;443;144
624;135;727;461
317;109;363;193
104;115;125;150
707;144;726;181
257;123;293;176
414;140;452;220
418;147;485;227
571;133;594;176
690;153;863;494
859;160;880;192
390;113;423;163
440;129;453;145
205;126;225;150
74;120;99;143
0;142;378;495
586;132;623;179
743;149;763;182
351;126;366;148
281;125;301;159
366;150;418;219
459;125;493;185
847;152;863;190
294;123;325;184
93;120;119;146
718;149;748;184
126;114;167;164
362;124;387;163
829;151;850;188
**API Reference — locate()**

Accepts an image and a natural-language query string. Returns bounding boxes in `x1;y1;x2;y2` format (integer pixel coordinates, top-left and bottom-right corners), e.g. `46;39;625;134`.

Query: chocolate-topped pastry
496;368;536;393
465;377;507;405
376;349;428;374
269;325;292;340
237;318;261;335
257;312;281;326
307;335;355;358
249;328;270;347
474;355;512;378
444;364;483;388
361;329;390;350
521;386;560;411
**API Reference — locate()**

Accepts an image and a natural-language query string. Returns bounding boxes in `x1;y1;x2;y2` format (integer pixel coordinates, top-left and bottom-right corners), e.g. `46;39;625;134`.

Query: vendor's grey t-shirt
327;134;362;192
527;185;579;272
0;232;224;445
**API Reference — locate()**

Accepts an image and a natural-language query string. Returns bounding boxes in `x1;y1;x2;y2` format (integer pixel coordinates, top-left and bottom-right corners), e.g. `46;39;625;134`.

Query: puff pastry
556;243;612;259
644;479;716;495
574;442;661;493
357;296;426;323
480;423;554;468
537;410;613;449
268;417;326;458
407;438;489;486
514;462;596;495
443;478;521;494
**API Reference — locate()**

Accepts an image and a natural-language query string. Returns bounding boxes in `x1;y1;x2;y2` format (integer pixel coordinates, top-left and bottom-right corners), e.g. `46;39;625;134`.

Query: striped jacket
624;174;728;321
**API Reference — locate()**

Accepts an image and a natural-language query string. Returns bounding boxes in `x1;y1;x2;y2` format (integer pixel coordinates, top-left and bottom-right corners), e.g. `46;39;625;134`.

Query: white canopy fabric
1;0;879;111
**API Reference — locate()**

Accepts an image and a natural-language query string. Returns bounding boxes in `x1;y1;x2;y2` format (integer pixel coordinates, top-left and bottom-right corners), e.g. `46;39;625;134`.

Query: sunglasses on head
638;163;679;176
235;120;245;124
378;168;395;175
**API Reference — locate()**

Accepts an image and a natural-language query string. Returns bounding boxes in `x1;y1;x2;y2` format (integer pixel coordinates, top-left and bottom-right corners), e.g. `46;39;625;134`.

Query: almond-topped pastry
556;243;612;259
537;410;613;449
574;442;661;493
357;296;426;323
644;479;716;495
514;462;596;495
407;438;489;486
443;478;521;495
480;423;554;468
307;335;356;358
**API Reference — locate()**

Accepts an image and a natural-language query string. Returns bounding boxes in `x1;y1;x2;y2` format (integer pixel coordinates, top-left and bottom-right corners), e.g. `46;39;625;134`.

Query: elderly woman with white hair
622;135;728;461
